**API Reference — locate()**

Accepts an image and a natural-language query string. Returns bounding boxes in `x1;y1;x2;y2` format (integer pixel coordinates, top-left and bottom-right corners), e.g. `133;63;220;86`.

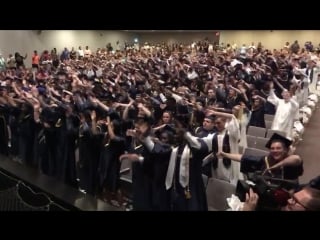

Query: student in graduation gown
218;133;303;182
185;109;242;185
98;111;126;204
194;114;216;181
0;103;9;156
17;102;36;166
8;106;21;160
54;104;80;187
248;95;266;128
142;120;208;211
78;109;100;194
132;117;172;211
119;118;156;211
39;107;59;176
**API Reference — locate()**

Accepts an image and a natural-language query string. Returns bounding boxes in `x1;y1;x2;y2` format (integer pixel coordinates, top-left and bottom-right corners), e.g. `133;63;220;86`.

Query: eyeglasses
289;193;310;211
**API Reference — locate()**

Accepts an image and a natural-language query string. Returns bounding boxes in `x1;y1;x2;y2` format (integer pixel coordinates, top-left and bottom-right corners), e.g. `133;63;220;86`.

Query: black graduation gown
78;123;92;192
17;114;35;165
55;115;79;187
0;105;9;156
32;122;44;169
241;155;303;180
249;106;266;128
195;127;216;178
8;106;21;158
149;142;171;211
168;144;208;211
79;123;104;195
98;135;126;193
130;144;153;211
40;125;57;176
63;115;80;187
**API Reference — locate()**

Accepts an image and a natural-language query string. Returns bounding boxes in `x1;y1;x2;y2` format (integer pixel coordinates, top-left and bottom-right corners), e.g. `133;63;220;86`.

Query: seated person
218;133;303;182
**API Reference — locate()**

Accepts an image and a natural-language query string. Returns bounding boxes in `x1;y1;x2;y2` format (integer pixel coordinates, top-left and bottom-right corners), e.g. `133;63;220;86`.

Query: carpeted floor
296;105;320;184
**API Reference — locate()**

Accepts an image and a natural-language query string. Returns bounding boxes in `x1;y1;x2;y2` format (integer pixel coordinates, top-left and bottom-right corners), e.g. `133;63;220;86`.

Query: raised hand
91;110;96;121
242;188;259;211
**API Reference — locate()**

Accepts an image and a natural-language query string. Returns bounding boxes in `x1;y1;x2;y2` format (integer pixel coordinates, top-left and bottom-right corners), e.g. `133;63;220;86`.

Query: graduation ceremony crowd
1;39;320;211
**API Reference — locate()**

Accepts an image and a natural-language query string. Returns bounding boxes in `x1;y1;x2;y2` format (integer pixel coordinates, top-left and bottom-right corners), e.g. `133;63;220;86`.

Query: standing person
78;46;84;60
185;109;242;185
60;47;70;62
248;95;266;128
0;53;6;71
141;120;208;211
0;89;9;155
6;54;15;70
119;118;157;211
99;114;126;206
15;52;27;69
31;50;40;70
70;47;77;60
267;82;299;139
195;114;216;181
78;110;101;195
54;104;80;187
84;46;91;59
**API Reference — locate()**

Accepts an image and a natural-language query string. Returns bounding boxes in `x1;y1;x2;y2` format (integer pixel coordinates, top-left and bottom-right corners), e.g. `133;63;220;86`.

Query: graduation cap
176;103;189;116
265;133;292;149
37;86;46;95
107;109;121;121
162;124;176;135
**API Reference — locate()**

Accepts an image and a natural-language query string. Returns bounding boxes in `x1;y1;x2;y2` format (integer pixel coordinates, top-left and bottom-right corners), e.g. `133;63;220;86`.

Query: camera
236;173;299;211
236;157;299;210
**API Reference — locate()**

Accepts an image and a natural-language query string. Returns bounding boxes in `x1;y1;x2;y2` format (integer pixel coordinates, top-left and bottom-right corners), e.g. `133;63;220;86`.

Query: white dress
267;90;299;139
309;66;320;95
238;112;250;151
217;115;243;185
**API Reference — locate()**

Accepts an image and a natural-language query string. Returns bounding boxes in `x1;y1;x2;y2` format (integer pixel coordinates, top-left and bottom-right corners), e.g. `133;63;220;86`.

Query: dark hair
111;119;122;135
303;186;320;211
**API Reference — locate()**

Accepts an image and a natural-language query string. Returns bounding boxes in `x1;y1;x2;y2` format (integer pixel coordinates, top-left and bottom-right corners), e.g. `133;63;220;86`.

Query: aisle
296;105;320;184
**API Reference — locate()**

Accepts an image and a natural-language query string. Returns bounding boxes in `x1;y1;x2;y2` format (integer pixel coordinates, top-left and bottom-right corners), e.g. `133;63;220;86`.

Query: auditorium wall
136;31;220;45
219;30;320;50
1;30;320;67
0;30;135;66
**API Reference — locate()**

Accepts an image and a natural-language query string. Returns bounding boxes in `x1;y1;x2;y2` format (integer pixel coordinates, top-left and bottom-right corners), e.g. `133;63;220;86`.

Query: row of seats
247;126;286;139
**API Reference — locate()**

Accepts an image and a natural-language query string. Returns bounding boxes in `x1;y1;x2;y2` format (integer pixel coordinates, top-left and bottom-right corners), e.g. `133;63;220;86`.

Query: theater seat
206;178;236;211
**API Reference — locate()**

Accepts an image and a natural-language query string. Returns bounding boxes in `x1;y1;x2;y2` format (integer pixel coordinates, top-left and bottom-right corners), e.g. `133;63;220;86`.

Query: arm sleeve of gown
226;115;241;141
171;93;183;103
142;136;155;151
290;96;299;111
184;132;213;152
267;89;279;107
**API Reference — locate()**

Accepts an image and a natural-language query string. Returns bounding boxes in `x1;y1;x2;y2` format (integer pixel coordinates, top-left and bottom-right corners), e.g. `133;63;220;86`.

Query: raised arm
184;131;214;152
267;83;280;107
218;151;243;162
267;154;302;171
